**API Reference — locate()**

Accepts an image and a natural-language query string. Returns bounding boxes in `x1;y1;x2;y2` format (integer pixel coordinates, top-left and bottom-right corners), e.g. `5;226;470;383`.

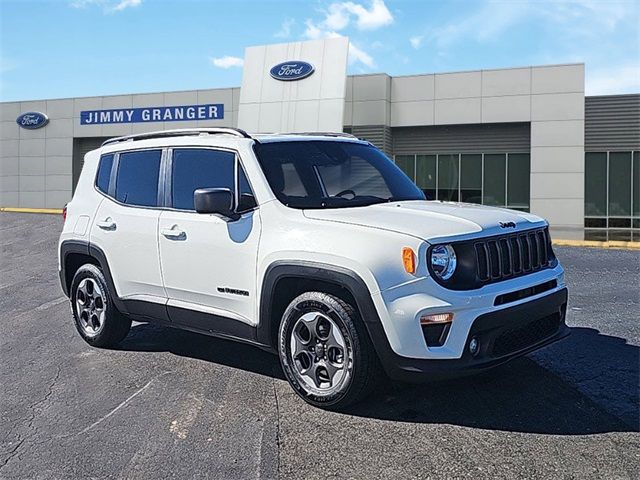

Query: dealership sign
16;112;49;129
269;61;315;81
80;104;224;125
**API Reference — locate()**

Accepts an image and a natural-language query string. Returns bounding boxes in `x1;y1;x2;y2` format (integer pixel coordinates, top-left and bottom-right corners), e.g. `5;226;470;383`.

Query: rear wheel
278;291;380;409
70;264;131;347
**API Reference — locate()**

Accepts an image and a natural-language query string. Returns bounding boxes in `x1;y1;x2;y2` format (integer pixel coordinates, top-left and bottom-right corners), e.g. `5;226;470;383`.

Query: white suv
59;128;569;409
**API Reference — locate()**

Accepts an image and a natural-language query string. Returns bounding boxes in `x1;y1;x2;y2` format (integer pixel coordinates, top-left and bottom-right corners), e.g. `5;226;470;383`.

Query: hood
303;200;547;242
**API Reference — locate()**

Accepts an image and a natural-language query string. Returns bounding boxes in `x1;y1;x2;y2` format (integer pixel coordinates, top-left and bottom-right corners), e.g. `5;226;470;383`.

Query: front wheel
278;291;380;409
70;264;131;347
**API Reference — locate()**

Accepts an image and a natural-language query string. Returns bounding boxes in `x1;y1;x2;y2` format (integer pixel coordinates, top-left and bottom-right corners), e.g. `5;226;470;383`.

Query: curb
552;239;640;250
0;207;63;214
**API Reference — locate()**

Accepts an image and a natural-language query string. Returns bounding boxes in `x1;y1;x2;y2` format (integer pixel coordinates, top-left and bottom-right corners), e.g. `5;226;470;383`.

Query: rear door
158;147;261;331
90;149;166;307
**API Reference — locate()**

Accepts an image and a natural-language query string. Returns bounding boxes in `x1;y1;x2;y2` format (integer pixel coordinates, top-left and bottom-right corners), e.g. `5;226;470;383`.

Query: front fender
256;260;385;347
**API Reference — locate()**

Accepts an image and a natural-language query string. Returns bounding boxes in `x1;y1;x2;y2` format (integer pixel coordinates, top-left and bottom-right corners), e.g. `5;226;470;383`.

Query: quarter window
115;150;162;207
96;154;114;194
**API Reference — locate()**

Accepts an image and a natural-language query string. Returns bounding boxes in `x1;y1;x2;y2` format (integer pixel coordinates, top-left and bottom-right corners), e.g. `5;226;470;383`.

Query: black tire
278;291;380;409
70;264;131;347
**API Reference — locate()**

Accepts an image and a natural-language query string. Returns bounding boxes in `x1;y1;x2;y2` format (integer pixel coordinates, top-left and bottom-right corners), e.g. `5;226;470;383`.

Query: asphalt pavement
1;212;638;479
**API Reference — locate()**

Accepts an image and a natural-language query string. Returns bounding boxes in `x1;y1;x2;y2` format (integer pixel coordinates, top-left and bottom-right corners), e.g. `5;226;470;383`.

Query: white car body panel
158;208;262;326
90;198;166;301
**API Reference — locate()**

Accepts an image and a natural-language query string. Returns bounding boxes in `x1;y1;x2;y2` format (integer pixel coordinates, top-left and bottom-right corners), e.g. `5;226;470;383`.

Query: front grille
474;228;554;284
491;313;560;357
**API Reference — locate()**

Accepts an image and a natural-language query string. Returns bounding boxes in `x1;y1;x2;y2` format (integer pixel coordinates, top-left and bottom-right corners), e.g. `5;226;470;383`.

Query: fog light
420;312;453;325
469;337;479;356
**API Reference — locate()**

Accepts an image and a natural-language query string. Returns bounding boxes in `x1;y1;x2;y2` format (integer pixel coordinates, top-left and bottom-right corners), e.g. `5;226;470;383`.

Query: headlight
430;244;457;280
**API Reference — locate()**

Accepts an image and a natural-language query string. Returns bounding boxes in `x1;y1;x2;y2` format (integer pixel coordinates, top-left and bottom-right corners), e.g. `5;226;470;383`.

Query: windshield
254;140;425;209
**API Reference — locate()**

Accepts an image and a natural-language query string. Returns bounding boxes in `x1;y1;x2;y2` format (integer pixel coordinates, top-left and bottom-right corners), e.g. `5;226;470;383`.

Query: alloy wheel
289;311;349;392
75;278;106;337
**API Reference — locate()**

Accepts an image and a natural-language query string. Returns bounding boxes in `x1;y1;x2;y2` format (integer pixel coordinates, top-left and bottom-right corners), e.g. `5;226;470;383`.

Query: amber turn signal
402;247;416;274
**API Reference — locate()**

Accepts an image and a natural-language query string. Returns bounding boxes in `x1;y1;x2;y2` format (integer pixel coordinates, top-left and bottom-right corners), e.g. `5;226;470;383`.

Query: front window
254;141;425;209
170;148;256;212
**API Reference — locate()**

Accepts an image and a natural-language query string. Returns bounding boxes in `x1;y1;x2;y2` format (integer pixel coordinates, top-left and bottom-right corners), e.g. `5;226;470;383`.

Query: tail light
62;204;67;222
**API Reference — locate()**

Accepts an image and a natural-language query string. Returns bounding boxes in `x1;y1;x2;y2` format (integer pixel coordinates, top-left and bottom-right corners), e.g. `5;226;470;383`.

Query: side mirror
194;188;238;220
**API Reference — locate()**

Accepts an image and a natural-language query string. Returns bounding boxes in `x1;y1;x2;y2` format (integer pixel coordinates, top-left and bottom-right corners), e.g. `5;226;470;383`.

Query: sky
0;0;638;101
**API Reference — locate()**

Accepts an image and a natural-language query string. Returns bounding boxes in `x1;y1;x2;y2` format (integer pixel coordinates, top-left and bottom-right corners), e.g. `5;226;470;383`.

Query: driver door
158;147;261;331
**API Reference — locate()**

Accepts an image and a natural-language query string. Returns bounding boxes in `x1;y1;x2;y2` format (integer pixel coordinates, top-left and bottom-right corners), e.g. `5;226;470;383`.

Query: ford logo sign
16;112;49;130
270;61;315;81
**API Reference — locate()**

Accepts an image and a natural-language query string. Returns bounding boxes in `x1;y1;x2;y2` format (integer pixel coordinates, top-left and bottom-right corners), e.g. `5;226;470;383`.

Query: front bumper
368;287;569;382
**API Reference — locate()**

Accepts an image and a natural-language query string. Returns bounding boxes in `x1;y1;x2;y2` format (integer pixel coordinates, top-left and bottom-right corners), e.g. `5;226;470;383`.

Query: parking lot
1;212;638;479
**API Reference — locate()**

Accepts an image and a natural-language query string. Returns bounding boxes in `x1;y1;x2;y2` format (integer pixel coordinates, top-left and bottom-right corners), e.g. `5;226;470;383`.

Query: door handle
97;218;116;230
161;225;186;240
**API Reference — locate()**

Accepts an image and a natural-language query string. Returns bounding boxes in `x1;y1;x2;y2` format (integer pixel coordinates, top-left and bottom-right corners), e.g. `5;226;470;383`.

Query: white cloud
303;20;341;40
69;0;142;12
348;43;375;68
325;3;351;30
342;0;393;30
275;18;295;38
312;0;393;33
409;35;423;49
303;20;375;69
300;1;391;68
586;63;640;95
113;0;141;11
69;0;99;7
210;56;244;69
423;0;633;50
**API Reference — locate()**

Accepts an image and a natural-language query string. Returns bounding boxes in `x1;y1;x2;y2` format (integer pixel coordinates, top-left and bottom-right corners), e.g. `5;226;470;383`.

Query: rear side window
115;150;162;207
171;148;235;210
95;154;114;194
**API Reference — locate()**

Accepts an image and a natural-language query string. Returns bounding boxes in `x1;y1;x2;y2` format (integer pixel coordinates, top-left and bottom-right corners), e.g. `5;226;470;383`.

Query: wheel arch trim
59;239;129;315
257;260;386;351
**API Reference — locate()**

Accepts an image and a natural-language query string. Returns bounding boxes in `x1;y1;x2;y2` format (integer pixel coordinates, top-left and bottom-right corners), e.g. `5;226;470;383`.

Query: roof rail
265;132;358;139
101;127;252;147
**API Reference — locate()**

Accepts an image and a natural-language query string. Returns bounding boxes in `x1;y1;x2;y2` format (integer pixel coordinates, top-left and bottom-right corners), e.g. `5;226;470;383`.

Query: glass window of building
584;151;639;241
416;154;436;200
460;154;482;204
483;154;506;206
585;152;607;217
394;155;415;181
633;152;640;229
608;152;632;217
437;154;459;201
507;153;530;210
395;152;530;210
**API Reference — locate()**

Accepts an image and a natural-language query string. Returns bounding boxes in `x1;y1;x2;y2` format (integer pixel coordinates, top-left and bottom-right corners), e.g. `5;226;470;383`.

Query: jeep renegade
59;128;569;409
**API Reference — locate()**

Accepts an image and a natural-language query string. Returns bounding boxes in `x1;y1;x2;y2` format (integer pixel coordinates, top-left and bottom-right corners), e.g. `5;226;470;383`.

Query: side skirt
122;299;274;353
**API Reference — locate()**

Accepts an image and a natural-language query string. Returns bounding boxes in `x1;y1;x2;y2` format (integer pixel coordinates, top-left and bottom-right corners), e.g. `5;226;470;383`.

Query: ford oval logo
16;112;49;130
270;61;315;81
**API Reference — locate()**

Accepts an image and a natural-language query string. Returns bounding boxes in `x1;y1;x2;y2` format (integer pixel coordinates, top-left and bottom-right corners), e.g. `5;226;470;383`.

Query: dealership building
1;37;638;240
